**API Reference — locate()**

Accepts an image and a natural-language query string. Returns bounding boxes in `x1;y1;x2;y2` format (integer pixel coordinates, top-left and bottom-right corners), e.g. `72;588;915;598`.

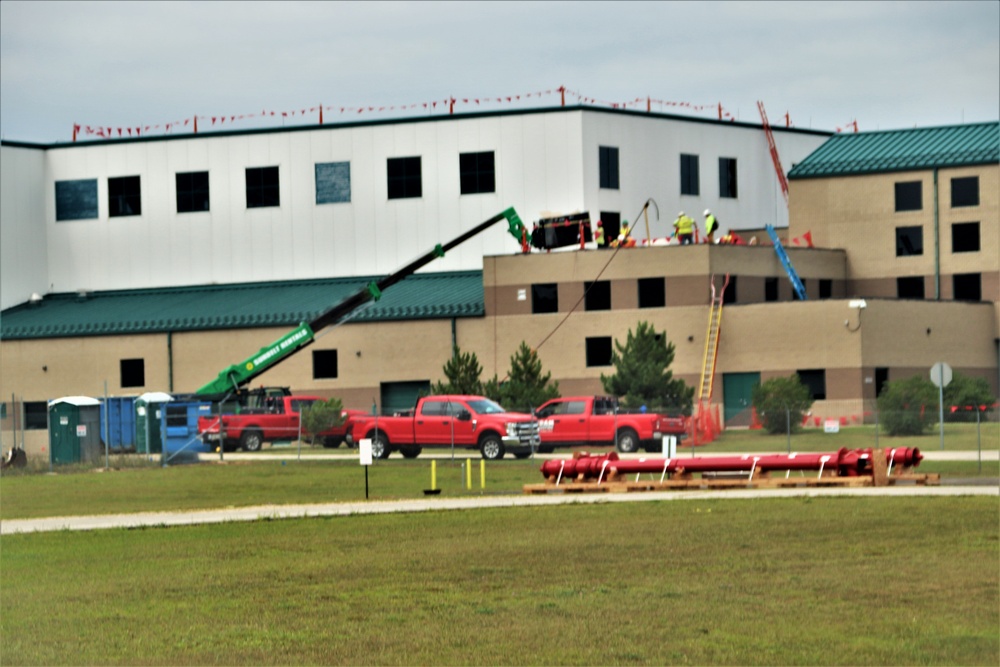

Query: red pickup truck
533;396;687;453
198;395;363;452
349;395;541;460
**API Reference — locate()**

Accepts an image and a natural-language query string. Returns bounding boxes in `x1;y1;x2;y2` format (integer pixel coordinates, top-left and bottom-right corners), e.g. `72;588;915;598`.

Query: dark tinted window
895;226;923;256
121;358;145;388
459;151;495;195
24;401;48;430
951;176;979;208
894;181;922;212
638;277;666;308
246;166;280;208
532;283;558;314
55;179;98;221
897;277;925;299
599;146;619;189
719;158;738;198
176;171;209;213
765;277;779;302
108;176;141;217
586;337;613;367
953;273;981;301
584;281;611;311
819;279;833;299
796;369;826;400
680;154;699;195
387;157;422;199
312;349;338;379
952;222;980;253
723;276;737;304
599;211;621;244
315;162;351;204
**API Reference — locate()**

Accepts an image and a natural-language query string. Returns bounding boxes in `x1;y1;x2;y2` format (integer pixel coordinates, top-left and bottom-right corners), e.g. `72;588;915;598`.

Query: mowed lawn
2;497;998;666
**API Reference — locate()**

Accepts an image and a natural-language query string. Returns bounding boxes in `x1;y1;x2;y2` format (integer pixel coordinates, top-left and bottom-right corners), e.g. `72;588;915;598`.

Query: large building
2;108;997;458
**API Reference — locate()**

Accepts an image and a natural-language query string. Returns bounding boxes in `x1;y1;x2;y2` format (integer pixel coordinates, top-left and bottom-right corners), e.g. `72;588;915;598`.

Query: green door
723;372;761;425
380;381;430;416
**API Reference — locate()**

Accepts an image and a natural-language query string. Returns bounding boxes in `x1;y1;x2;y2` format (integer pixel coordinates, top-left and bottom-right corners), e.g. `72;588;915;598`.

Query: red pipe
539;448;921;481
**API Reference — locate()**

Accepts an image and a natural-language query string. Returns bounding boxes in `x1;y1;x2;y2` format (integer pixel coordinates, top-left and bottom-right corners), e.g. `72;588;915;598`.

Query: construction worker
704;209;719;243
594;220;606;249
673;211;695;245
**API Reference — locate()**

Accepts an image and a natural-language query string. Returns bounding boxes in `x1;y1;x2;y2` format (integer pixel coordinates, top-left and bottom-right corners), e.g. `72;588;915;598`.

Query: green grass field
2;497;997;666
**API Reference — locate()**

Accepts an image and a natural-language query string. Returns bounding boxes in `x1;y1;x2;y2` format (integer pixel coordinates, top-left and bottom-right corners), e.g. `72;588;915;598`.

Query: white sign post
929;362;953;450
359;438;373;499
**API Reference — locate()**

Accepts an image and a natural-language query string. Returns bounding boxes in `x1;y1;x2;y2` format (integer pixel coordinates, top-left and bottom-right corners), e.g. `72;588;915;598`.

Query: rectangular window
723;276;737;304
459;151;495;195
796;369;826;401
312;349;339;379
951;176;979;208
952;222;980;253
894;181;922;212
765;277;779;302
24;401;48;430
584;281;611;311
599;146;619;190
586;337;613;367
315;162;351;204
875;368;889;398
953;273;982;302
895;226;923;256
819;279;833;299
55;179;99;221
531;283;558;314
897;277;925;299
176;171;209;213
108;176;141;217
638;277;666;308
120;358;145;388
719;157;738;198
387;156;422;199
599;211;621;245
246;166;280;208
680;154;699;195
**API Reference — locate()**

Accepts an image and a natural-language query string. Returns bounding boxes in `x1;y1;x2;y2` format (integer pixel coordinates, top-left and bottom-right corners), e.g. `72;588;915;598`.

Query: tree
300;397;346;446
943;372;996;422
600;321;693;415
490;342;560;411
431;345;484;395
877;375;937;436
751;375;813;435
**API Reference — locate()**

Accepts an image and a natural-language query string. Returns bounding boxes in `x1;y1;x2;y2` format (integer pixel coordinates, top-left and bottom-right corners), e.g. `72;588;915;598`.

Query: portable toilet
162;400;213;460
100;396;137;452
135;392;172;454
48;396;102;464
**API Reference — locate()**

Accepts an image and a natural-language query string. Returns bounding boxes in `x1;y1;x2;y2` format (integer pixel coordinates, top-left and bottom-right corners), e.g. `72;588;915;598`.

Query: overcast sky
1;0;997;143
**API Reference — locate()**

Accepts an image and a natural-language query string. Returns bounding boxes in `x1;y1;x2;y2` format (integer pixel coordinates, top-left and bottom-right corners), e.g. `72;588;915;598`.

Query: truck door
586;397;618;443
536;399;588;444
415;399;453;445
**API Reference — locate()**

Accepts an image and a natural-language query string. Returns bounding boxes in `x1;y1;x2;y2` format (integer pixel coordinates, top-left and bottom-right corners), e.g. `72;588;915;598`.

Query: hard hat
597;220;603;227
622;220;629;226
678;211;684;217
704;209;711;216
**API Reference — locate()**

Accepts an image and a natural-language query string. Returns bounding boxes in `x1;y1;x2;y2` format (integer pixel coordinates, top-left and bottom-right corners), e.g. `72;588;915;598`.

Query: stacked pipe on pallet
539;448;922;482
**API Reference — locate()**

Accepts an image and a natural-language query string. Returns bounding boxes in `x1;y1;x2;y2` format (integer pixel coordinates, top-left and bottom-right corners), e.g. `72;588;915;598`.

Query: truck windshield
465;399;506;415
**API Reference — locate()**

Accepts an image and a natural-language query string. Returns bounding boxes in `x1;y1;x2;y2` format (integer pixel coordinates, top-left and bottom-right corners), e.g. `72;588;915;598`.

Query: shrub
751;375;813;435
877;375;937;436
943;372;996;422
300;398;346;445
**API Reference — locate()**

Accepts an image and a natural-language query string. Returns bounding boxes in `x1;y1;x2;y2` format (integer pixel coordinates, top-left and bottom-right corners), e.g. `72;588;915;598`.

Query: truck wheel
240;429;264;452
370;433;391;459
615;428;640;454
400;446;422;459
479;434;505;460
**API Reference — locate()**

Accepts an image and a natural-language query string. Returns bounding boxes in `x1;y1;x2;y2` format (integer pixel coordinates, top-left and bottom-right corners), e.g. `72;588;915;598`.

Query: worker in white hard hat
704;209;719;243
673;211;695;245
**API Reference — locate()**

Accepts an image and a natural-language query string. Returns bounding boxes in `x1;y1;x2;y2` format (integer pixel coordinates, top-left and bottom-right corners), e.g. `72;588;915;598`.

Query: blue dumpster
162;400;212;458
100;396;137;452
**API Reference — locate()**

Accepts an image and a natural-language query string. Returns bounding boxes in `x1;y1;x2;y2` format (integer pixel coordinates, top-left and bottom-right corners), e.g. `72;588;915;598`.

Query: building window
315;162;351;204
680;154;699;195
819;279;832;299
120;358;145;388
794;278;806;301
599;211;621;245
875;368;889;398
246;166;280;208
586;337;613;367
951;176;979;208
108;176;141;217
531;283;558;314
312;350;338;379
723;276;737;304
387;156;422;199
897;277;925;299
584;281;611;311
176;171;209;213
599;146;619;190
765;277;779;302
895;226;923;256
459;151;495;195
953;273;981;302
719;158;738;198
24;401;48;430
638;277;665;308
796;369;826;400
55;179;99;221
952;222;980;253
894;181;922;212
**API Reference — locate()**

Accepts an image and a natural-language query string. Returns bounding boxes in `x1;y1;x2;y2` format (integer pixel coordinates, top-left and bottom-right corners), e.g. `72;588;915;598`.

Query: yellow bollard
466;458;472;490
480;459;486;489
431;460;437;490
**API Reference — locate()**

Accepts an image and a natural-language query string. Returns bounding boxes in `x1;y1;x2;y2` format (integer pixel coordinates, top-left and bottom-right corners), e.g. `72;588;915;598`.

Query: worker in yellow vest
704;209;719;243
673;211;695;245
594;220;606;249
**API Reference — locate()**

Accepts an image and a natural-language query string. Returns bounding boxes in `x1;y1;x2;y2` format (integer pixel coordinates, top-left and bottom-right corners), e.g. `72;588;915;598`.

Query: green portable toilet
135;392;172;454
49;396;102;464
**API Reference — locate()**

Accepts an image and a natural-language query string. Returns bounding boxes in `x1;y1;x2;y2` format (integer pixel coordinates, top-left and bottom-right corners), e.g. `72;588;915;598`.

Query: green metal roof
787;121;999;179
0;271;484;340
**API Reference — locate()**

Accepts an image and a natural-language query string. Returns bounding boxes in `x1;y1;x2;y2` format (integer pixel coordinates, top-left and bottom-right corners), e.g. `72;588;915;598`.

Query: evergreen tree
431;345;484;395
601;321;693;414
495;342;560;411
300;397;346;446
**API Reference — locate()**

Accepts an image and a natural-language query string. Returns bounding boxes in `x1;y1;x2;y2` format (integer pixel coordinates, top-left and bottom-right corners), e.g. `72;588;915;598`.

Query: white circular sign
929;362;952;388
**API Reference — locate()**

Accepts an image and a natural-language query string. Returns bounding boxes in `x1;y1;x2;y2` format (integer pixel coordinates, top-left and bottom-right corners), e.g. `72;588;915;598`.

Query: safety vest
595;228;605;246
674;216;694;235
705;214;718;234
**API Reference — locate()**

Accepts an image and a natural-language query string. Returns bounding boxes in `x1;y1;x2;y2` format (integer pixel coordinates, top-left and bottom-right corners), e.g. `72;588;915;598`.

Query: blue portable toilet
161;400;213;460
100;396;137;452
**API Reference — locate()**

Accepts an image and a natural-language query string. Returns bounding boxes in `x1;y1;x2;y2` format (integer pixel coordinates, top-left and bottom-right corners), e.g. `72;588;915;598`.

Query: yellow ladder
698;274;730;402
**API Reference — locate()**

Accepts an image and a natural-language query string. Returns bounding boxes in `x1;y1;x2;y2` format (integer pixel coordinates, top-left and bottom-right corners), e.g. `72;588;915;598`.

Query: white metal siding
0;146;48;309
